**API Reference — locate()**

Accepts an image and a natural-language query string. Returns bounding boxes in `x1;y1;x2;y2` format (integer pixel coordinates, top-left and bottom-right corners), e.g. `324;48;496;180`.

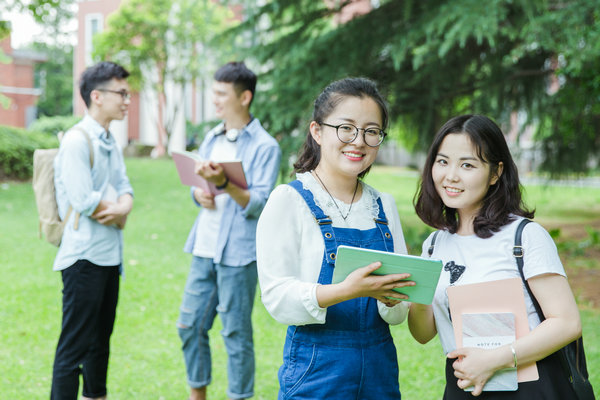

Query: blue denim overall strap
279;180;401;399
287;179;393;269
288;179;393;332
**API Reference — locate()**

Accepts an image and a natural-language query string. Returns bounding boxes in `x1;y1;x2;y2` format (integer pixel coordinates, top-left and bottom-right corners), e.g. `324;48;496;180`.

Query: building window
85;13;103;66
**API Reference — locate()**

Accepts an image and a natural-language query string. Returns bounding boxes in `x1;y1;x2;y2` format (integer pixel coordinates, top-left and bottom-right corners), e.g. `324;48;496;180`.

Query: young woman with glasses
256;77;414;399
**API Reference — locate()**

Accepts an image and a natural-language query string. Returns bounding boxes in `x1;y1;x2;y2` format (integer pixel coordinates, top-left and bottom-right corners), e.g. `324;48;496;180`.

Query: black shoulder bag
514;219;595;400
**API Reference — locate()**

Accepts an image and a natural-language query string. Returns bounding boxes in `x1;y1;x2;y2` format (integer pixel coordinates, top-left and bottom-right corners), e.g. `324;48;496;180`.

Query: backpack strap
63;127;94;231
70;126;94;167
427;230;440;257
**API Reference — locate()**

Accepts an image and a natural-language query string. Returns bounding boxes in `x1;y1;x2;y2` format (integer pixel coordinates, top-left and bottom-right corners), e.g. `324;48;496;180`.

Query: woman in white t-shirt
408;114;582;399
257;78;413;399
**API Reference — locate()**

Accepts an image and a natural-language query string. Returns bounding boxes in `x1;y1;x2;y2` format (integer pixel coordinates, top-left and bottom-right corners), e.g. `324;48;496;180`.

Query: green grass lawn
0;158;598;399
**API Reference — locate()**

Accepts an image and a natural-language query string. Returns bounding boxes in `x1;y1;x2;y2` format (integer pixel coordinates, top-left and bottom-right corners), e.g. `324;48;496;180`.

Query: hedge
0;125;58;181
28;115;82;136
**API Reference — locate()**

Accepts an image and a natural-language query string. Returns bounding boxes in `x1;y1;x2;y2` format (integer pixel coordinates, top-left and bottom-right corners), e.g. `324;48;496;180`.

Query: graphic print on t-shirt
444;261;465;284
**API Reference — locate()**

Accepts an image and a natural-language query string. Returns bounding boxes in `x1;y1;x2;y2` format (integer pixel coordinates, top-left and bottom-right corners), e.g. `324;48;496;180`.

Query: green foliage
1;0;75;43
28;115;81;136
32;43;74;117
585;227;600;247
0;125;58;180
228;0;600;175
0;29;8;108
93;0;234;139
0;19;8;38
553;226;600;258
185;119;218;150
1;0;74;28
0;94;9;110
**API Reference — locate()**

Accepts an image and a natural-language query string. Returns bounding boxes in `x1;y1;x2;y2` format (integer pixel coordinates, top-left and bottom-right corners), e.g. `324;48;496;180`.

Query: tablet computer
332;245;443;304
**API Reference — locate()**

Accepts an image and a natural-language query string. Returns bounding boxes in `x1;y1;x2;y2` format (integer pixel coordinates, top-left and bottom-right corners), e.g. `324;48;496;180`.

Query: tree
33;42;73;117
1;0;75;40
0;20;9;109
1;0;75;111
93;0;234;156
0;0;75;29
227;0;600;175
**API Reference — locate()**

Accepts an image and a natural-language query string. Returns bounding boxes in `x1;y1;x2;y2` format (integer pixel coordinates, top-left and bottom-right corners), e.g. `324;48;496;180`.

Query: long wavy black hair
414;114;534;238
293;77;389;179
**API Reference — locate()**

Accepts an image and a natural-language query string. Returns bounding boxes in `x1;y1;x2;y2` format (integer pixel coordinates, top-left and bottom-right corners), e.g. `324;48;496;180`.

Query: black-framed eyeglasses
97;88;131;101
319;122;386;147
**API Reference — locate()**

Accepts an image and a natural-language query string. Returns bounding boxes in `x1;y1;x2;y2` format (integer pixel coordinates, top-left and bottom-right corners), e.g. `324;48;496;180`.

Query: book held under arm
172;150;248;195
332;245;443;305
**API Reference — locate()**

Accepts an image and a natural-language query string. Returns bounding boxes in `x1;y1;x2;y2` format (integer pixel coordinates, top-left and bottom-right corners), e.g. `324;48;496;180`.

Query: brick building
74;0;376;152
75;0;217;153
0;32;46;128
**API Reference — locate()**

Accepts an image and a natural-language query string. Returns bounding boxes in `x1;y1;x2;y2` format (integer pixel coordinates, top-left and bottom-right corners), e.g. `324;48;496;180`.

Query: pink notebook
172;150;247;195
447;277;539;382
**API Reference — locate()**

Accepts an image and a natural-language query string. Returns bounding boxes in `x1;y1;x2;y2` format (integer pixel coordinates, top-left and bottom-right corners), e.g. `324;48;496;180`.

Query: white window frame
85;13;104;66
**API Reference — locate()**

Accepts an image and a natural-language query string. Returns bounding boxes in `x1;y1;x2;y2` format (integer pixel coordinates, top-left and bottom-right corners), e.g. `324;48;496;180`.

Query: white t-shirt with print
422;217;566;354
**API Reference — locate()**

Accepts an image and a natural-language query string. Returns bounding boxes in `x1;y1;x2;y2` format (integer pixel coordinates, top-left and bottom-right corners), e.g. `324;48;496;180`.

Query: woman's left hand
447;347;499;396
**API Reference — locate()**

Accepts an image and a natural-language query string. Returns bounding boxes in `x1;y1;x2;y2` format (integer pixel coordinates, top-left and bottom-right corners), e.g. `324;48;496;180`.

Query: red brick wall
0;34;41;128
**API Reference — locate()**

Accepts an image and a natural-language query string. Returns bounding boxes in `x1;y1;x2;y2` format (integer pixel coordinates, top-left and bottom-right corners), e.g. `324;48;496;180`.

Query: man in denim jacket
177;62;281;400
51;61;134;400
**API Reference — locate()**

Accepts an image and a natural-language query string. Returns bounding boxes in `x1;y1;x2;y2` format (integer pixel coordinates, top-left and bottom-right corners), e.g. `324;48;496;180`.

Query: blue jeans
177;256;257;399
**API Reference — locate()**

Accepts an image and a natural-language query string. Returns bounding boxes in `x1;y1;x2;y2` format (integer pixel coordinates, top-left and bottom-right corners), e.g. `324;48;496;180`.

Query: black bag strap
428;230;440;257
513;219;546;320
514;218;593;395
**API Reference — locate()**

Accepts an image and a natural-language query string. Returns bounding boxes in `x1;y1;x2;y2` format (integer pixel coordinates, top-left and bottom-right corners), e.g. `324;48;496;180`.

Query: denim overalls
277;180;402;400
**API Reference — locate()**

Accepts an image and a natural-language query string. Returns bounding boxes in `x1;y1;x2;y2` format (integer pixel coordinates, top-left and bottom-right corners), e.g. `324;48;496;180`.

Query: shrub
0;125;58;180
27;115;81;136
185;119;218;150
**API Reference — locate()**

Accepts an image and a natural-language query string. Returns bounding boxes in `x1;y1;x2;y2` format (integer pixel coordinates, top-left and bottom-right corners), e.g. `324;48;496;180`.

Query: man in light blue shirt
51;61;134;400
178;62;281;400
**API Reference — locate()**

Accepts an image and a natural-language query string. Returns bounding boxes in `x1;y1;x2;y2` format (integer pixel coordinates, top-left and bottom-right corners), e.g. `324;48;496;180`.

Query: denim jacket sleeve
242;142;281;219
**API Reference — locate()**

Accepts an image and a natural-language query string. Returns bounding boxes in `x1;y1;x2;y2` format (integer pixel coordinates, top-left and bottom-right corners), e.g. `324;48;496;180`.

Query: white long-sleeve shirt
256;172;409;327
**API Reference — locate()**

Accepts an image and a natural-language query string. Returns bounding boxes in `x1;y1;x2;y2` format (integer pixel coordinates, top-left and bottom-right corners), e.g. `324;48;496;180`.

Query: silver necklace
313;170;359;221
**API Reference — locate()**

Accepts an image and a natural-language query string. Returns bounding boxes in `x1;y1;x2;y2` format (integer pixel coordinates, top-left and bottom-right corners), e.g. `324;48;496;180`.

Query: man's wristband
216;176;229;190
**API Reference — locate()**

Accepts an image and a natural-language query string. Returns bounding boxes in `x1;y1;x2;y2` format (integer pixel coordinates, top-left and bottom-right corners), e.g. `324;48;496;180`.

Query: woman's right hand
341;262;414;303
316;262;414;308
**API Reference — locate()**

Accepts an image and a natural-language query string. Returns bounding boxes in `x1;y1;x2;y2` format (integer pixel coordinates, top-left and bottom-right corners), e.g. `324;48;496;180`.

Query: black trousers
443;352;577;400
50;260;120;400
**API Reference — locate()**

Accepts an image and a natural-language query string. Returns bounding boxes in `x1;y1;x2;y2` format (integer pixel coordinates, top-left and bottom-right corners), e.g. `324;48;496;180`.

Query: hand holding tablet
333;245;443;305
